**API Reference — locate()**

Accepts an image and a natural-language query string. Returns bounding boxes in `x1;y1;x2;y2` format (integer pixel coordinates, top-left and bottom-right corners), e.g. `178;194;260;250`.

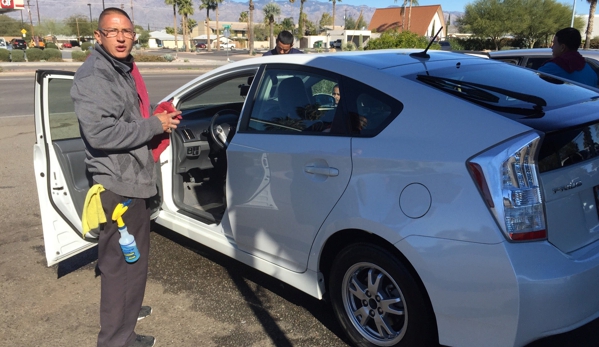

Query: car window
525;57;550;70
47;78;79;140
247;68;341;133
178;74;252;115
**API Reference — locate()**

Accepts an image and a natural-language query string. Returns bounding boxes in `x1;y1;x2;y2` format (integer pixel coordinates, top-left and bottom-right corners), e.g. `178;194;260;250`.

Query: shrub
133;54;167;62
162;54;174;62
46;42;58;49
42;48;62;61
71;50;90;62
26;47;44;61
11;49;25;62
365;30;431;50
81;42;93;51
343;42;357;51
0;48;10;62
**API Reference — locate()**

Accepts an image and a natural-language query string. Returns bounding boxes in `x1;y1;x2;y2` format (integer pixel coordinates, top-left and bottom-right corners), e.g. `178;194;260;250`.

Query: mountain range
6;0;463;33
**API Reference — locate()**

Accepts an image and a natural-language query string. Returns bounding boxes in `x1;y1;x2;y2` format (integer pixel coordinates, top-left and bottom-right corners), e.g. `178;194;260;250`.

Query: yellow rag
82;184;106;240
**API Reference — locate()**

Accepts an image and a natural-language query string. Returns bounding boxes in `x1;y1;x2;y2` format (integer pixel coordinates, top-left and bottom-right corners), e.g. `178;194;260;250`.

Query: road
1;63;599;347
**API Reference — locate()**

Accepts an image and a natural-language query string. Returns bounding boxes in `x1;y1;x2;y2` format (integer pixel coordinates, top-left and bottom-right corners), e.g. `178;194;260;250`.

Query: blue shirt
263;47;303;56
538;62;598;87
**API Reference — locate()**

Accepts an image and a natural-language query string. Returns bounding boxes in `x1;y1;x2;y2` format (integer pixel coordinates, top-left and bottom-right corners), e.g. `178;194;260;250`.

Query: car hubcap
342;262;407;346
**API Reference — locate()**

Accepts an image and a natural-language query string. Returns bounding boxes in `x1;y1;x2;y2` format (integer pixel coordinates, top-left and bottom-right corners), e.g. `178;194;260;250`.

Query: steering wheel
209;109;240;150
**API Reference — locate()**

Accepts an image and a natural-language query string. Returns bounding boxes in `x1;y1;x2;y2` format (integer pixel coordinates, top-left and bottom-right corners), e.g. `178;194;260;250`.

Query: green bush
46;42;58;49
11;49;25;62
26;47;44;61
133;53;168;62
42;48;62;61
81;42;92;51
71;50;91;62
0;48;10;62
365;31;432;50
162;54;174;62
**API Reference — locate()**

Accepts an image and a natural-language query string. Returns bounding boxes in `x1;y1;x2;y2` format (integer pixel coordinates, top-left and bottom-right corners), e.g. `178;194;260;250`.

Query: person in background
263;30;303;56
71;7;180;347
539;27;598;87
332;84;341;106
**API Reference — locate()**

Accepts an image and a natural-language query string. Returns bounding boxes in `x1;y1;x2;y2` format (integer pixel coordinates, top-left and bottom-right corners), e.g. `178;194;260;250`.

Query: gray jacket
71;44;163;198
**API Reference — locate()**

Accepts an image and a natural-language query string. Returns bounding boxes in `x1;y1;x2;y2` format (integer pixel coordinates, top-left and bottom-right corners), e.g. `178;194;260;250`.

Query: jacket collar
94;43;134;73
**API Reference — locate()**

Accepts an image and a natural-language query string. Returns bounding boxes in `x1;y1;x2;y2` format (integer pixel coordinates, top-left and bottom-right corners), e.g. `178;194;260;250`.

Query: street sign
223;29;230;38
20;28;26;35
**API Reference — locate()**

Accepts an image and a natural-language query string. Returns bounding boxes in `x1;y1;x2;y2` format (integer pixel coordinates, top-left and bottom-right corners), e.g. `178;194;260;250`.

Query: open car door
33;70;95;266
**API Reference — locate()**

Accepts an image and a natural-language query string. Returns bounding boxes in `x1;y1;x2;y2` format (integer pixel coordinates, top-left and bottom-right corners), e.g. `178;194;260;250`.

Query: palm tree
328;0;341;29
200;0;217;52
407;0;419;31
263;2;281;49
165;0;179;52
178;0;194;52
289;0;307;37
249;0;255;52
585;0;597;49
239;11;248;49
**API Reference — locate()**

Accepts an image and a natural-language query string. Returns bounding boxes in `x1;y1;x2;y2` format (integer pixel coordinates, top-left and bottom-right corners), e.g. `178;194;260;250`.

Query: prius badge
552;180;582;194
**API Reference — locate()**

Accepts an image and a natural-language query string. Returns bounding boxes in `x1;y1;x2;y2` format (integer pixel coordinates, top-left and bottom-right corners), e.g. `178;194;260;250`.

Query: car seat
277;77;311;119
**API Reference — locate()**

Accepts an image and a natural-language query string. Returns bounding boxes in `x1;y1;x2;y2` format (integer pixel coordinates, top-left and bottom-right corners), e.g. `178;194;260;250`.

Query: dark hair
555;27;581;51
276;30;294;45
98;7;132;29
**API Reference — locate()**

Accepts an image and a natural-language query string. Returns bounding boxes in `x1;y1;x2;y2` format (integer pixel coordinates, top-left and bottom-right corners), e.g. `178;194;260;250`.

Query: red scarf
131;63;177;162
545;50;586;73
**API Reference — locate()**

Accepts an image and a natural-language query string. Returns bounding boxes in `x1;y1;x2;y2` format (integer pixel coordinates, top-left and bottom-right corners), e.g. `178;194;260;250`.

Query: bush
11;49;25;62
46;42;58;49
0;48;10;62
343;41;357;51
42;48;62;61
133;53;168;62
25;47;44;61
162;54;174;62
81;42;92;51
71;50;90;62
365;30;432;50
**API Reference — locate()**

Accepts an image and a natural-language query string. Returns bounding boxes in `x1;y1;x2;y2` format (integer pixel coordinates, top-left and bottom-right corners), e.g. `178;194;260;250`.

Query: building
368;5;446;40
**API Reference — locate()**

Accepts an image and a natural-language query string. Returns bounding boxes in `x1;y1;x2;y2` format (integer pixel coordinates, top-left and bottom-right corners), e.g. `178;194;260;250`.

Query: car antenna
410;26;444;59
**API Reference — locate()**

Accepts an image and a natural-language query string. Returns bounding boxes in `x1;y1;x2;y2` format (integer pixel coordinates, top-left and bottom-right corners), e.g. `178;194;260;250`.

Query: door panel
33;71;95;266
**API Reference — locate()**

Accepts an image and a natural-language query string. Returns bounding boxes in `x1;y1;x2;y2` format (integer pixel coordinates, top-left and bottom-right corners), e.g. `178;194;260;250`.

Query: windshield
411;62;599;118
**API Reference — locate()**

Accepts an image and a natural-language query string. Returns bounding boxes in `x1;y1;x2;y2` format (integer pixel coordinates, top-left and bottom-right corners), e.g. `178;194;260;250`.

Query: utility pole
27;0;35;43
102;0;105;10
131;0;134;25
35;0;41;25
571;0;576;27
76;17;81;43
88;4;93;37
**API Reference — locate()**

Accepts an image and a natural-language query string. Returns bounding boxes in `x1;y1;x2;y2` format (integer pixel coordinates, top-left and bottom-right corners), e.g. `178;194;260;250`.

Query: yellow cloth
82;184;106;239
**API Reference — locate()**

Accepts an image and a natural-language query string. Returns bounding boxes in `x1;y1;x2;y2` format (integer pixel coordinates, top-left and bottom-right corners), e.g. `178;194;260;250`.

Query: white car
220;42;235;50
34;49;599;347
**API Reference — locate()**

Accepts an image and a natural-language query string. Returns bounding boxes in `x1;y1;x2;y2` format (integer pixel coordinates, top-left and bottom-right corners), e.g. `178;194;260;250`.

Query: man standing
71;7;180;347
539;27;598;87
263;30;303;55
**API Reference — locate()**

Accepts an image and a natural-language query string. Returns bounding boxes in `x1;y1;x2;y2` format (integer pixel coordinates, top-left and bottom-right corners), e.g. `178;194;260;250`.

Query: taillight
468;132;547;242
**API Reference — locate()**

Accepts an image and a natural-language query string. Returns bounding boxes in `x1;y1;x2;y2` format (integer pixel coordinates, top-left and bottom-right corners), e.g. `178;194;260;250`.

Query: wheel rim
341;262;407;346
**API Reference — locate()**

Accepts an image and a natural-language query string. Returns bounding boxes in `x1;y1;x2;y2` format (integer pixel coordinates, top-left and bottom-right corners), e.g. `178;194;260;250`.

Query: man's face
551;36;565;58
333;86;340;105
94;13;135;60
275;40;293;54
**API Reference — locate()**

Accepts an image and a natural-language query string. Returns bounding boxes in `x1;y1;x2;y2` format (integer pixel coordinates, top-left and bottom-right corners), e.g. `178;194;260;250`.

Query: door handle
304;165;339;177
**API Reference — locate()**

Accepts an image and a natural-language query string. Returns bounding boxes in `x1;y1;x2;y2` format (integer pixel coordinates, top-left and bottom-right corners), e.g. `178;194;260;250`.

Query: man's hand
154;110;182;133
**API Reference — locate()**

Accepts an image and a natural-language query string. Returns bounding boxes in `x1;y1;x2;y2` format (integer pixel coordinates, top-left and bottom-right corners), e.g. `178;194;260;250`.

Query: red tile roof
368;5;445;36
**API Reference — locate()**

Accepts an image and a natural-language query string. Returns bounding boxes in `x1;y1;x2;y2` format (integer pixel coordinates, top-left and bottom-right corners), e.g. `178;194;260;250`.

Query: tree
239;11;248;23
65;15;93;38
289;0;307;39
179;0;194;52
281;17;295;32
328;0;341;28
200;0;217;51
263;3;281;49
249;0;255;52
511;0;573;48
366;30;432;50
407;0;419;30
319;13;333;30
585;0;598;49
38;19;70;36
215;0;224;51
165;0;180;52
458;0;513;50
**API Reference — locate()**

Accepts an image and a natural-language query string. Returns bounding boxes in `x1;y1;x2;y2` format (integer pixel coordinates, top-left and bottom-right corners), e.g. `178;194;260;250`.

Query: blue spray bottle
112;199;140;263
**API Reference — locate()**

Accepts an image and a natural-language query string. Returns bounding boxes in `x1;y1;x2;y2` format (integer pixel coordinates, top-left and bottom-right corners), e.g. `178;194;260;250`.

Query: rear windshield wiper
417;75;547;117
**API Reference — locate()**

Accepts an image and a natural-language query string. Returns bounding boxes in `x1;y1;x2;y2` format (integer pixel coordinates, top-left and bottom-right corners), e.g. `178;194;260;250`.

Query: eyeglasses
97;28;136;39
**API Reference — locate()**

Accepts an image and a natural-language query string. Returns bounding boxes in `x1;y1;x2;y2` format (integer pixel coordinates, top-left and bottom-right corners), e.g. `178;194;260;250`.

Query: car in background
195;42;206;50
60;42;73;49
489;48;599;86
34;50;599;347
11;39;27;50
330;39;342;48
439;40;451;51
220;42;235;50
0;38;8;50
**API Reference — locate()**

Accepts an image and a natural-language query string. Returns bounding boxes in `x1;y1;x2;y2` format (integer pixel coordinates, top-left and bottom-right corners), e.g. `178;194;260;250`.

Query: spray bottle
112;199;140;263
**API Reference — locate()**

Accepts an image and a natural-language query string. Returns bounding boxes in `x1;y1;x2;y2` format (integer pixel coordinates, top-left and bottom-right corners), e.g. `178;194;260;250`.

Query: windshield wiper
417;75;547;117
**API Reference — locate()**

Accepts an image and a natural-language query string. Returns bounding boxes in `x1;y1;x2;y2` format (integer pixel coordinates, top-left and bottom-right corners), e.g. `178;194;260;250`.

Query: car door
33;70;95;266
223;65;353;272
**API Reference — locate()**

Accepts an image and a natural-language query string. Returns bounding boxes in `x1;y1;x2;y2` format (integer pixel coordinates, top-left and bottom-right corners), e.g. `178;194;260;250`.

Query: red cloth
131;63;181;162
545;50;586;73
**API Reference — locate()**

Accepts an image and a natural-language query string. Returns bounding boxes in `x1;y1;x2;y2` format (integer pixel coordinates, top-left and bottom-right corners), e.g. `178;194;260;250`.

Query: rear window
411;61;599;119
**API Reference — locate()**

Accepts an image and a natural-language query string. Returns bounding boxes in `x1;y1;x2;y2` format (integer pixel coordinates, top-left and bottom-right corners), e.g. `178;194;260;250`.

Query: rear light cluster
468;132;547;242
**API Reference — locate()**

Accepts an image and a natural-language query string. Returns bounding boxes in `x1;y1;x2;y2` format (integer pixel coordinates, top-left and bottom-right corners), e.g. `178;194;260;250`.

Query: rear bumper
396;236;599;347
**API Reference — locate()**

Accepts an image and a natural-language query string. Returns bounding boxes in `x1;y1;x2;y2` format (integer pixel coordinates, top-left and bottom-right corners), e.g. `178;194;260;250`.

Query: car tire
329;243;437;347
